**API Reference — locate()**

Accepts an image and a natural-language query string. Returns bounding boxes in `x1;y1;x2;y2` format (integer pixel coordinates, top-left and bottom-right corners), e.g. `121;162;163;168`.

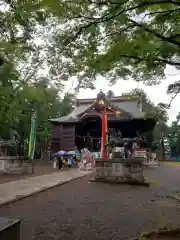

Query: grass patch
165;162;180;167
148;179;160;187
167;195;180;202
139;227;180;239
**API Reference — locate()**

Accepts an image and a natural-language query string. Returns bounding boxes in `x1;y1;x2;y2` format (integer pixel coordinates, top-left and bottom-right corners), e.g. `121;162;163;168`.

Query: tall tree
106;90;115;99
168;113;180;155
15;79;76;156
0;1;72;142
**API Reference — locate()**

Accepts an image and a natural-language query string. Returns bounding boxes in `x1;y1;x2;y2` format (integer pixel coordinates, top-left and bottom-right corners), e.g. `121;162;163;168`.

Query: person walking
58;156;63;169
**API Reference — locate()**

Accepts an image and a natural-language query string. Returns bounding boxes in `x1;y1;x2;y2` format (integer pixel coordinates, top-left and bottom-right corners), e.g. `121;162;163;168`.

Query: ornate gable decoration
94;90;117;113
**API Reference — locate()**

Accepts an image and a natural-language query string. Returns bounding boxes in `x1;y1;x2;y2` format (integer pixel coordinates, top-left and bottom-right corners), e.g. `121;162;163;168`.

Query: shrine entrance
75;117;155;152
75;116;102;152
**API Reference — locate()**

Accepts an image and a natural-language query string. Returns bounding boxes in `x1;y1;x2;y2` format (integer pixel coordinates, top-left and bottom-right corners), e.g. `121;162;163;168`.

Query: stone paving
0;169;91;206
0;161;64;184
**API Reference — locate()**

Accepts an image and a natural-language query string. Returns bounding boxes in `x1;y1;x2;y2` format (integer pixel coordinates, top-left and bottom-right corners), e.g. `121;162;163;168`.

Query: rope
75;133;101;140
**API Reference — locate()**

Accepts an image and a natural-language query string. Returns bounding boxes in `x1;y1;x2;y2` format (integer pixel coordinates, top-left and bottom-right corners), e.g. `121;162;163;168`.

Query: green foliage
106;90;115;99
168;113;180;154
153;121;169;143
1;0;180;92
42;0;180;88
0;0;77;155
0;62;76;154
15;80;76;155
121;88;169;146
2;0;180;156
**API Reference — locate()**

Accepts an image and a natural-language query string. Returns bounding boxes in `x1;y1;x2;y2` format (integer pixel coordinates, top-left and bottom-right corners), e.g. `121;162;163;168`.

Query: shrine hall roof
49;95;145;123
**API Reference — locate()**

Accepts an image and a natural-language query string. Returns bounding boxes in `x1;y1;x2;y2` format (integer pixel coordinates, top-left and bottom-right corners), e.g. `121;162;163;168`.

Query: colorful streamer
101;111;107;160
28;113;36;160
105;111;108;156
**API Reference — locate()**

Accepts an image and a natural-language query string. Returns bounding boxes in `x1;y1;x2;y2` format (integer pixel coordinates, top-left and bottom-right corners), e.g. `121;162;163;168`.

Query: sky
64;65;180;125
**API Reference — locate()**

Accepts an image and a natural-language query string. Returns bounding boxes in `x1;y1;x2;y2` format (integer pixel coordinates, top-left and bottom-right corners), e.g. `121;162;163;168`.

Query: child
68;156;72;168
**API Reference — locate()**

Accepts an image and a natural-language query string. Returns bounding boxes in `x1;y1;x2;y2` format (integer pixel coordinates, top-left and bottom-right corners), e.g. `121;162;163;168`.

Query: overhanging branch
167;0;180;6
68;0;180;49
129;19;180;48
112;54;180;68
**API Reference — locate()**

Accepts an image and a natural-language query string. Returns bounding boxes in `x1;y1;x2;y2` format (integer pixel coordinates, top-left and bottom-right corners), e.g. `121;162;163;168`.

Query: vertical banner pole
28;112;36;173
101;111;106;160
105;110;108;158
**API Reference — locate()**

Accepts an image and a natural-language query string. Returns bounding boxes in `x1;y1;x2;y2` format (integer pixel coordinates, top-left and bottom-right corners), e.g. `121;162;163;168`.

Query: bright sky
64;65;180;125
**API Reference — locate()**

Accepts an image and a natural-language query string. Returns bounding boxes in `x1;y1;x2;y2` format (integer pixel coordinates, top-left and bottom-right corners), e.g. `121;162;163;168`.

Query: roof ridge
78;97;139;103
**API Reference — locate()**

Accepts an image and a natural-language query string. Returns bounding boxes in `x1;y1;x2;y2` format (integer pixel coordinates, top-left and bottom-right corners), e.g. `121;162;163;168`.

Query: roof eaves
48;115;77;123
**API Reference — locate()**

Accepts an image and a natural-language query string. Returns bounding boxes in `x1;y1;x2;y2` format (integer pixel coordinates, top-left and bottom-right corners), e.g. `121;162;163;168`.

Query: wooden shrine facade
49;91;156;152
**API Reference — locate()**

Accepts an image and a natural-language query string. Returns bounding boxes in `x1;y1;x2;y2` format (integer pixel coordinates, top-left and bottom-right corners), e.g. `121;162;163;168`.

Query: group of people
52;147;96;171
53;149;95;171
54;155;76;169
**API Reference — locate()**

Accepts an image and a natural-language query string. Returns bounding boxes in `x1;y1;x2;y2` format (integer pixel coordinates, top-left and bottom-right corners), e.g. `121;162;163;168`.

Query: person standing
58;156;63;169
68;156;72;168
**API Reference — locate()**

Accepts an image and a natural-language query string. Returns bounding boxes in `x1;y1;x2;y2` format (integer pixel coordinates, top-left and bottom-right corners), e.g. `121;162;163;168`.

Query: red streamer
101;111;107;160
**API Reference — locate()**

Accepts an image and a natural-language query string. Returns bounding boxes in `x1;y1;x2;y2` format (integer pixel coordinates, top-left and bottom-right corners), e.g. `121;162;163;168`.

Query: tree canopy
43;0;180;89
0;1;77;155
106;90;115;99
1;1;180;92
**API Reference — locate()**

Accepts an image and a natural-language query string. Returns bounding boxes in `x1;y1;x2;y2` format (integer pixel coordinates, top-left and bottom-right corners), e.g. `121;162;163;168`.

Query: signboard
134;149;147;157
133;149;147;161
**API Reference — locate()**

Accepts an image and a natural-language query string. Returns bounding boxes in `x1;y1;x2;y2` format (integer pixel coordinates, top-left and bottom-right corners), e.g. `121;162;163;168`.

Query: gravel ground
0;163;180;240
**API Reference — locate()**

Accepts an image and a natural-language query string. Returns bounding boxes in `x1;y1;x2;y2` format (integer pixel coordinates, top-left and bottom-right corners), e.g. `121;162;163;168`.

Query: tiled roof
49;96;145;123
